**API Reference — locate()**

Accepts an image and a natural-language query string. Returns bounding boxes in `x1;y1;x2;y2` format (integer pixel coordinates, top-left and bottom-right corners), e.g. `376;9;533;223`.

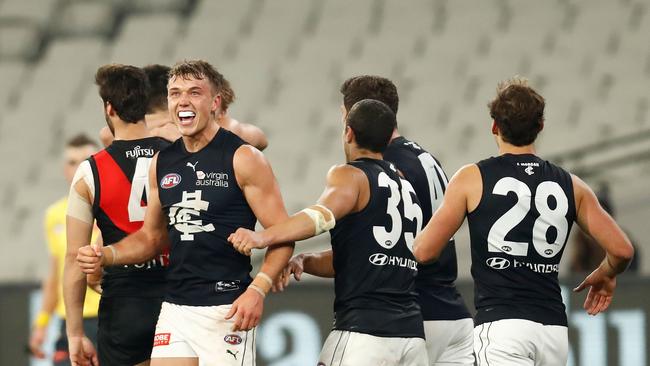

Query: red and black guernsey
89;137;171;298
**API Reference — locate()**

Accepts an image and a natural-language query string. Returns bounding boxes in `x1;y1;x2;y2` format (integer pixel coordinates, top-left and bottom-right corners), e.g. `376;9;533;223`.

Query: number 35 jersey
331;158;424;338
156;128;256;306
468;154;576;326
89;137;171;298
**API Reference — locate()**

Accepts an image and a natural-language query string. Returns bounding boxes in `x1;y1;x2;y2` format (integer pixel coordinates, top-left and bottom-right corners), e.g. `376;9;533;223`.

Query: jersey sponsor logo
368;253;417;270
168;190;216;240
224;334;242;345
153;333;171;346
227;349;239;360
215;280;240;293
186;160;229;187
486;257;511;270
161;173;181;189
125;145;155;159
513;259;559;273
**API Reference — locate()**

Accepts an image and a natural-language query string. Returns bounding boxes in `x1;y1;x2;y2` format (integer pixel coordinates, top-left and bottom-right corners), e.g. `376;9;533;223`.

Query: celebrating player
413;77;635;365
275;75;474;365
229;99;428;366
76;60;293;365
64;64;171;366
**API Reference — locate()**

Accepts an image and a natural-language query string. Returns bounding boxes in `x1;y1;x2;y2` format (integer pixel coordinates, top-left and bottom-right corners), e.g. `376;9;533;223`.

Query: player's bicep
236;146;288;227
316;165;359;220
573;175;631;257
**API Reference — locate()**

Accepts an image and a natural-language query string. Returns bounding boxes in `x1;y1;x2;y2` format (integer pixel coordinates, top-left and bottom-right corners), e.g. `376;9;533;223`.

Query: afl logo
161;173;181;189
486;257;510;270
224;334;242;345
369;253;388;266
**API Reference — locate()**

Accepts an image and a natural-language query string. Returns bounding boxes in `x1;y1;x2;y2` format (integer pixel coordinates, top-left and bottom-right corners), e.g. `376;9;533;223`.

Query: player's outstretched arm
413;164;479;263
63;168;98;366
228;164;360;255
273;250;335;292
76;154;169;274
572;175;634;315
226;145;294;331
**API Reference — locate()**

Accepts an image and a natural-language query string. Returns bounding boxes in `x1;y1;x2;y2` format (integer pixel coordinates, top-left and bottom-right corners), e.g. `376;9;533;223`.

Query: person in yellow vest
29;134;101;365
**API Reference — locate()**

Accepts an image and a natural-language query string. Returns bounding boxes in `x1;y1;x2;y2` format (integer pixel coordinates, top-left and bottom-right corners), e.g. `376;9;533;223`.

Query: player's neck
349;148;382;162
498;142;536;156
145;110;171;129
113;120;150;140
217;113;235;129
182;120;220;153
389;129;401;143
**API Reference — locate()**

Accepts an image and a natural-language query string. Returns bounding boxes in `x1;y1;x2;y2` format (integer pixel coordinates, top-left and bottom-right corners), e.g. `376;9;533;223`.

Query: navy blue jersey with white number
383;136;471;321
156;128;256;306
468;154;576;326
330;158;424;338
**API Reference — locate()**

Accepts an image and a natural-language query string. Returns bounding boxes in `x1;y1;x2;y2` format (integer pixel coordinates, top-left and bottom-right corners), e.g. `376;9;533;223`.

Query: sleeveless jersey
156;128;256;306
89;137;171;298
468;154;576;326
330;158;424;338
384;136;471;321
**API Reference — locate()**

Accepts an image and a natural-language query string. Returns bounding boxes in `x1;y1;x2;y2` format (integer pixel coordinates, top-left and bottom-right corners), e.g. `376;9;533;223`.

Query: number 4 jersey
468;153;576;326
88;137;171;298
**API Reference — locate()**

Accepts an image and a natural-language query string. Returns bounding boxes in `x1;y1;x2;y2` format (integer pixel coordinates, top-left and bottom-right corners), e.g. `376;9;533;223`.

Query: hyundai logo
369;253;388;266
486;257;511;270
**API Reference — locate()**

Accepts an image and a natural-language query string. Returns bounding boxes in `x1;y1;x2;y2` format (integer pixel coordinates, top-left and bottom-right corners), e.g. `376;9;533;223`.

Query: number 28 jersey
468;154;576;326
89;137;171;298
331;158;424;338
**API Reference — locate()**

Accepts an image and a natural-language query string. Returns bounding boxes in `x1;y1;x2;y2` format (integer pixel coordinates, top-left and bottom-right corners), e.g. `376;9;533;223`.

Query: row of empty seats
0;0;649;280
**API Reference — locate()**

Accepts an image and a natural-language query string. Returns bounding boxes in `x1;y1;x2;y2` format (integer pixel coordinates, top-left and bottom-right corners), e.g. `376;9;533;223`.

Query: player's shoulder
326;163;367;186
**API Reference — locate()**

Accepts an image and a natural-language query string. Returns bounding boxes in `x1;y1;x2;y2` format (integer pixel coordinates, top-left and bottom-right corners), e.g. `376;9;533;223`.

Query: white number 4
127;157;152;222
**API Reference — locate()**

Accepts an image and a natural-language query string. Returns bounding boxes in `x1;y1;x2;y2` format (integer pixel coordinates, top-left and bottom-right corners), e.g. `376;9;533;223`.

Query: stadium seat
0;21;41;60
51;0;116;37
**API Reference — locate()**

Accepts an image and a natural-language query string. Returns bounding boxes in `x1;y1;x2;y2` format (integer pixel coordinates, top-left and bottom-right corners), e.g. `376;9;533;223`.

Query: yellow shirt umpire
29;135;101;365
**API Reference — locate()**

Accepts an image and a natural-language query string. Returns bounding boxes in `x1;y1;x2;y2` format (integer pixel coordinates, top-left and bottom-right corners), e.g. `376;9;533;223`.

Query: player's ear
538;120;544;132
491;120;498;135
345;125;355;144
211;93;222;114
105;102;115;117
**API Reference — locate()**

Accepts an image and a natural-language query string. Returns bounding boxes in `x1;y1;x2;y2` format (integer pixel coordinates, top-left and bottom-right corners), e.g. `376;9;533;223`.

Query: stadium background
0;0;648;364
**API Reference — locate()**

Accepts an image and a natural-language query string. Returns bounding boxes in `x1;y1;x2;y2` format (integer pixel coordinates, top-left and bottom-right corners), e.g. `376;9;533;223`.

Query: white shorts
474;319;568;366
151;302;256;366
318;330;428;366
424;318;474;365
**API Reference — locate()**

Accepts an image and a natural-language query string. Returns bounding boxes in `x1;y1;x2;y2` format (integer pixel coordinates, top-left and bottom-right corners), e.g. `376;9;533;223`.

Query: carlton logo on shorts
153;333;171;346
161;173;181;189
224;334;242;345
486;257;511;270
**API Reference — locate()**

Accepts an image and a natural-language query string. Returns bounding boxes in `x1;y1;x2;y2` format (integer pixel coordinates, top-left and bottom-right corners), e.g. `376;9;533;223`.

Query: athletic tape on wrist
301;204;335;235
248;284;266;298
107;245;118;266
256;272;273;287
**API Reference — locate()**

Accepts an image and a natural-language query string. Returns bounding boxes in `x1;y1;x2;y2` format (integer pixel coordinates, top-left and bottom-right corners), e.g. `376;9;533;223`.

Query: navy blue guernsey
156;128;256;306
384;136;471;321
330;158;424;338
468;154;576;326
89;137;171;298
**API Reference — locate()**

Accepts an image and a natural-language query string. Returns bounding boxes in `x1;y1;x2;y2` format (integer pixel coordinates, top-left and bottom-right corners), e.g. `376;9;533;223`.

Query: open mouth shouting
178;110;196;126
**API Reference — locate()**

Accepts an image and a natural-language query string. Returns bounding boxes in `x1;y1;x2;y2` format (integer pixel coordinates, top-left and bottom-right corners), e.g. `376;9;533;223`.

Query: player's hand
68;335;99;366
225;287;264;331
272;254;305;292
28;325;47;358
76;245;103;275
573;265;616;316
228;228;267;256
